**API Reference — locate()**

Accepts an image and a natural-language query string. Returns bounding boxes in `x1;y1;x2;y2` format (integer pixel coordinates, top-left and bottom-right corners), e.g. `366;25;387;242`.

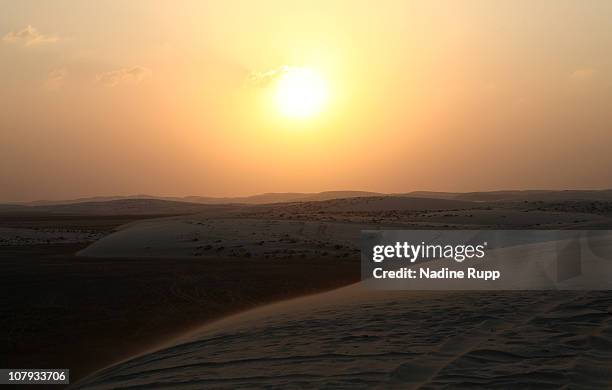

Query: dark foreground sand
0;216;358;385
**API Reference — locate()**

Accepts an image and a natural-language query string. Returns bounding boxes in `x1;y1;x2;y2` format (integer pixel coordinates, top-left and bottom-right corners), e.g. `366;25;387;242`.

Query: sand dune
75;197;478;259
78;218;371;258
71;232;612;388
187;191;383;204
76;195;611;259
8;189;612;208
79;291;609;388
10;191;383;207
73;275;612;388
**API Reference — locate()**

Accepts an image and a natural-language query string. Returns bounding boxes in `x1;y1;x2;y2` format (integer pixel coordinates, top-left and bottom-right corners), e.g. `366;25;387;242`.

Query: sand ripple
72;290;612;389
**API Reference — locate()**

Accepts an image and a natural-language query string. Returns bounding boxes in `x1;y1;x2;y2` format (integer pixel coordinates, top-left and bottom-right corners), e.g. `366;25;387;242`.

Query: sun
274;67;328;119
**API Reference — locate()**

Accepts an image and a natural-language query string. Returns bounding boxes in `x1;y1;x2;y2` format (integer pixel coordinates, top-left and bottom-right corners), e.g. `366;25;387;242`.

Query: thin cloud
245;65;291;87
3;25;59;46
96;66;152;87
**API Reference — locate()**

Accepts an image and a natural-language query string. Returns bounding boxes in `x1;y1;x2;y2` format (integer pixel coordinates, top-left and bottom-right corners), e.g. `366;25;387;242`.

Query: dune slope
73;236;612;389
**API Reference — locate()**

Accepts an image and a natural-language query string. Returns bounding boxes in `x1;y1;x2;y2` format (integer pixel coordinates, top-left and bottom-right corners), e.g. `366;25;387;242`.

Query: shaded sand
72;287;612;389
1;244;359;383
73;237;612;389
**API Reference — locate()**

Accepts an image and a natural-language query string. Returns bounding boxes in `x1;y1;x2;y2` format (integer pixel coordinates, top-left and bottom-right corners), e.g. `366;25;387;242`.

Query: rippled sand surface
73;286;612;389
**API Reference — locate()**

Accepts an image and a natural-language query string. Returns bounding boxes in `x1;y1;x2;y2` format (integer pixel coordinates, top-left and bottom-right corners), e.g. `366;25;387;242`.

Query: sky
1;0;612;202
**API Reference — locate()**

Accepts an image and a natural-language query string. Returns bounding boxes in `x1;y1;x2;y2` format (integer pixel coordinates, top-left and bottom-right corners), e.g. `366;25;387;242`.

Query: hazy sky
1;0;612;202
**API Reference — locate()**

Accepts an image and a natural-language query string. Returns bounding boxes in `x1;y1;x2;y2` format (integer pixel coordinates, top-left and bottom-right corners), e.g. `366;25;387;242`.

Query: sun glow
274;67;328;119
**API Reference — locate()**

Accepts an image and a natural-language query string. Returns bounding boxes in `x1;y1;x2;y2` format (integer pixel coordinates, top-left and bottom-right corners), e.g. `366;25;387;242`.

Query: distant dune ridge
8;191;383;207
3;189;612;214
0;198;225;215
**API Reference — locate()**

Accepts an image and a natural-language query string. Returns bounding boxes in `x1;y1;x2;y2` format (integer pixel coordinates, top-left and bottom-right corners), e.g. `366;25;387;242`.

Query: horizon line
4;187;612;205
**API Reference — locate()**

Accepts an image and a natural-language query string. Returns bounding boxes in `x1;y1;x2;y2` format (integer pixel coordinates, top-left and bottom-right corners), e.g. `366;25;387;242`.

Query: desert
3;3;612;387
2;190;612;387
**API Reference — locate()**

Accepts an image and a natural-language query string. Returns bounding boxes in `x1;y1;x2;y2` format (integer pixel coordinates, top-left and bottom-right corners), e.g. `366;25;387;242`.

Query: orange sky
1;1;612;202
